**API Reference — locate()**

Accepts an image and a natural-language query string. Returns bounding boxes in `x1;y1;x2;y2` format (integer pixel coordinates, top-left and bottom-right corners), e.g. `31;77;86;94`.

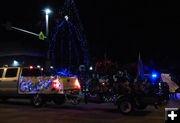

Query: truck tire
117;99;133;114
32;95;45;107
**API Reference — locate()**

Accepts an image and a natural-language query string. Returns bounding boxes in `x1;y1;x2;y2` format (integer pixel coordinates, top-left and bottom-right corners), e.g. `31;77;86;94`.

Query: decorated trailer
0;66;81;107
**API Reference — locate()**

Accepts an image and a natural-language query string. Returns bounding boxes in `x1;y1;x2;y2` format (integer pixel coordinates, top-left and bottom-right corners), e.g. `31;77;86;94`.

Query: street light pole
45;9;51;37
44;8;52;71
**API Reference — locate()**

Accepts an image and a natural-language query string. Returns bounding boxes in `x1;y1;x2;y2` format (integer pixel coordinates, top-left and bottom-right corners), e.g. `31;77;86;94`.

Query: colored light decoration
52;79;61;89
102;82;105;86
89;66;93;71
36;86;40;90
74;79;81;89
19;76;60;93
151;72;158;85
65;15;69;21
29;66;34;69
49;0;89;71
152;73;157;78
20;81;34;92
57;69;75;77
37;65;41;68
95;60;118;74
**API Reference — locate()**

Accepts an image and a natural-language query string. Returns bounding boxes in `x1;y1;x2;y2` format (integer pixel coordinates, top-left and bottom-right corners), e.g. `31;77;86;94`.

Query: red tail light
52;78;62;89
102;82;105;86
74;79;81;89
29;66;34;69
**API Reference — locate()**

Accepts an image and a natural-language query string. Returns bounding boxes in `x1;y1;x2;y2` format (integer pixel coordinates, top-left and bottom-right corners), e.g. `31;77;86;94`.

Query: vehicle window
5;68;18;78
0;69;4;78
22;68;41;77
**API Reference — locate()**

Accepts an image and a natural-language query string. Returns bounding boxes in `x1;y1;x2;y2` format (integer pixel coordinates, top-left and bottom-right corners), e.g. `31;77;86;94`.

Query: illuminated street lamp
45;8;51;15
44;8;52;71
44;8;52;37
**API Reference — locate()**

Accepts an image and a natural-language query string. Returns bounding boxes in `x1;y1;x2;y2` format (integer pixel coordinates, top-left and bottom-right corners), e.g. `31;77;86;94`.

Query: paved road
0;94;180;123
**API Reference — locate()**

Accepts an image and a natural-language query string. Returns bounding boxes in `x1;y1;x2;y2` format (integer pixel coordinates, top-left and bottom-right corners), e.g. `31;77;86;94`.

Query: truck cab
0;67;20;96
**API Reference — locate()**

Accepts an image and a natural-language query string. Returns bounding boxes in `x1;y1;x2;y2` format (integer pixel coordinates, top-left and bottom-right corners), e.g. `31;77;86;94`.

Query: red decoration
29;66;34;70
52;79;60;89
74;79;81;89
95;60;118;75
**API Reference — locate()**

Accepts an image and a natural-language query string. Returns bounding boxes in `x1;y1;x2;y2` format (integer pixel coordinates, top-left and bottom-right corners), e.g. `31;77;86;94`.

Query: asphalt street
0;94;180;123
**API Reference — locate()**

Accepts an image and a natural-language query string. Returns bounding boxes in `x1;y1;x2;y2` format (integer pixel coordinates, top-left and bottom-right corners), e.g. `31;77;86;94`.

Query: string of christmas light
49;0;89;73
19;76;62;92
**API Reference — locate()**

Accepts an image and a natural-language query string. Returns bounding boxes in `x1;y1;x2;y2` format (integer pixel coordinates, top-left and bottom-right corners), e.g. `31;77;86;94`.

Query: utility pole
44;8;52;71
2;9;52;70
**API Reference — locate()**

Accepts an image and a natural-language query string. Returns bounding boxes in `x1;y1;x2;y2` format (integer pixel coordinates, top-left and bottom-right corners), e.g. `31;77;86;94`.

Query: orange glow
74;79;81;89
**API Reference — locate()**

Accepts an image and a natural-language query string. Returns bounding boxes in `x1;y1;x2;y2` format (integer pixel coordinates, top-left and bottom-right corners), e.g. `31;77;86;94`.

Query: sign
161;74;179;93
39;31;45;40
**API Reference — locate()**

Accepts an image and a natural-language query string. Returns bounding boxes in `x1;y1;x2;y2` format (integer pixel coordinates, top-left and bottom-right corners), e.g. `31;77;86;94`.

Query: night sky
0;0;180;70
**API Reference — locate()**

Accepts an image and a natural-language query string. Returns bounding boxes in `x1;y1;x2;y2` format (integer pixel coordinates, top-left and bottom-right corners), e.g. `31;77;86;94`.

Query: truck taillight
74;79;81;89
29;66;34;69
52;79;62;89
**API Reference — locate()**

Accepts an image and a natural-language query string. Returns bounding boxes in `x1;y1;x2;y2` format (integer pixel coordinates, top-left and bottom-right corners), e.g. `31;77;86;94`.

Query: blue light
57;68;76;77
152;74;157;78
49;0;89;71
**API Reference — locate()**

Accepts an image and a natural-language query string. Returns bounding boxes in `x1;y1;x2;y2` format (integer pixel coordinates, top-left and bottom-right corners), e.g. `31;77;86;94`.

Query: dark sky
0;0;180;68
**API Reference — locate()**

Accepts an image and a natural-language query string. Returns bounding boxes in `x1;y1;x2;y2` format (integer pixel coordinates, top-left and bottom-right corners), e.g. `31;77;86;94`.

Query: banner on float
161;73;179;93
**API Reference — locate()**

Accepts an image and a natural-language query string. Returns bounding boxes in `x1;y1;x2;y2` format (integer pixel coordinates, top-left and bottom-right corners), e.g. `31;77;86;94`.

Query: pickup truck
0;66;81;107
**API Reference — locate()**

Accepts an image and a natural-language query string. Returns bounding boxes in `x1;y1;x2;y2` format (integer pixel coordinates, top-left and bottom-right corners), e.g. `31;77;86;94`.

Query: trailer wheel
32;95;45;107
118;99;133;114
